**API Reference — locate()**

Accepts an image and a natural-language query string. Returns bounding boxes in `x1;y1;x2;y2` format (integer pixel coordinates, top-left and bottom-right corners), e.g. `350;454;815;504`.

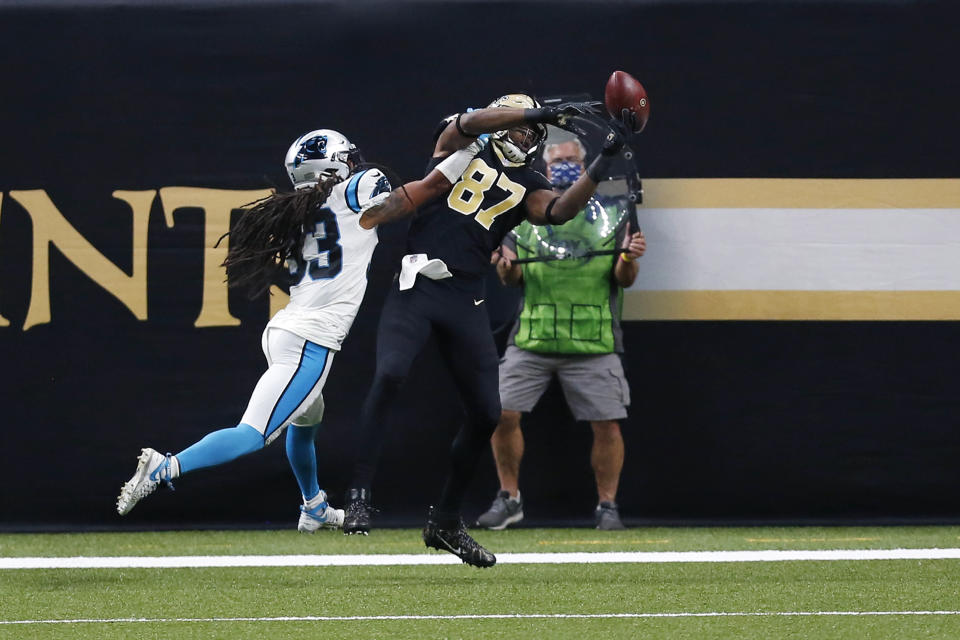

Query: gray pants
498;346;630;421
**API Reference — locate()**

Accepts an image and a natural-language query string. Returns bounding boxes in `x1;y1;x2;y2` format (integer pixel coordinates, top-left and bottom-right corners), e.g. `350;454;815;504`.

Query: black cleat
422;507;496;568
343;487;373;535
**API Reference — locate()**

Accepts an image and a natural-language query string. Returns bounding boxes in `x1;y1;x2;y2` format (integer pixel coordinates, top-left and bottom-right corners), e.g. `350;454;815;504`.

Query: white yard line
3;548;960;569
3;611;960;626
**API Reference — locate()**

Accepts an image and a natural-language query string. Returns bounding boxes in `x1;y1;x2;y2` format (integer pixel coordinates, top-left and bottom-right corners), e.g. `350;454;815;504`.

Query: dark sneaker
595;501;626;530
343;488;373;535
476;490;524;530
423;507;496;568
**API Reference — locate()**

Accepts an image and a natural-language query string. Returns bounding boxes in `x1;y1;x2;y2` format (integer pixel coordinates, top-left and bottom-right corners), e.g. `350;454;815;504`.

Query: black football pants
351;275;500;524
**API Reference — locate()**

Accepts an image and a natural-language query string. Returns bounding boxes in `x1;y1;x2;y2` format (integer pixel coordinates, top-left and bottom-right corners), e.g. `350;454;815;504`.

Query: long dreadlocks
221;177;338;299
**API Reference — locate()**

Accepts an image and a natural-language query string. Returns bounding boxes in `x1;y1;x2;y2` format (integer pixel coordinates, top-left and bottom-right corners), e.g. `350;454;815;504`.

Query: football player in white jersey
116;128;484;530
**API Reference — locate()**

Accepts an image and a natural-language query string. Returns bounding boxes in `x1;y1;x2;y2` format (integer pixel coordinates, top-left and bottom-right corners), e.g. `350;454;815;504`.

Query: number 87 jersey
406;142;553;277
267;168;391;351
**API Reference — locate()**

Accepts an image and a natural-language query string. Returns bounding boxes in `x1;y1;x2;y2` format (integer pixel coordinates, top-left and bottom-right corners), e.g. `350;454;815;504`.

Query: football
604;70;649;132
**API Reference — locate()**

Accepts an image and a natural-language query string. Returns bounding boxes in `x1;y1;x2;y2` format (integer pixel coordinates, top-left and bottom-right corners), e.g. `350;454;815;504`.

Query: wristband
544;197;559;225
586;154;613;182
620;252;635;263
455;112;478;138
523;107;552;124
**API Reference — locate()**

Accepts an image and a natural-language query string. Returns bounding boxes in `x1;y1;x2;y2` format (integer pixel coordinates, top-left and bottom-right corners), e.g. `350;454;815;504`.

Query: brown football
604;70;649;132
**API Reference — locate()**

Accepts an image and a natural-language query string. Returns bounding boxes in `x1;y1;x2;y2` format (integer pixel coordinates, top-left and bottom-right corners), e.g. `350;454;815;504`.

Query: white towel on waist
398;253;453;291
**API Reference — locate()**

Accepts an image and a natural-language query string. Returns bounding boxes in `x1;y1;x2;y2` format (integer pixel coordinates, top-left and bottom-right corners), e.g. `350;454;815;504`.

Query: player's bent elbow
408;172;450;202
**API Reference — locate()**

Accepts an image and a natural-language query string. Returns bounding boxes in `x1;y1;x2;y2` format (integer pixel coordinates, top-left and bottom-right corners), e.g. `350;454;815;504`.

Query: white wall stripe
4;548;960;569
631;208;960;291
3;611;960;625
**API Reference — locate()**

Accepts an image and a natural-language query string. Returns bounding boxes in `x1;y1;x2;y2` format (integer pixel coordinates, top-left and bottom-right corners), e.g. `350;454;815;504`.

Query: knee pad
295;394;325;427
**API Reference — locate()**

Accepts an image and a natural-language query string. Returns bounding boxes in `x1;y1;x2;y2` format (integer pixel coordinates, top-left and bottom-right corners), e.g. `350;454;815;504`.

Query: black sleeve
520;168;554;201
529;169;553;191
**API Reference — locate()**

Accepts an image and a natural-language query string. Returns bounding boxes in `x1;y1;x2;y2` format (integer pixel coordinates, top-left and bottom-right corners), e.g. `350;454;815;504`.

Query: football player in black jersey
345;94;629;567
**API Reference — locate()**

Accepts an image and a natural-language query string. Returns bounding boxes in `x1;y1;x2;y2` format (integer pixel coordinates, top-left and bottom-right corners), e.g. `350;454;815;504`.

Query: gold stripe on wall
623;290;960;321
641;179;960;209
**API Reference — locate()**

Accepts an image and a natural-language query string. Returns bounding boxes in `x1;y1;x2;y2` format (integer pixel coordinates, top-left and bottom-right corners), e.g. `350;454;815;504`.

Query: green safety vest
512;199;625;355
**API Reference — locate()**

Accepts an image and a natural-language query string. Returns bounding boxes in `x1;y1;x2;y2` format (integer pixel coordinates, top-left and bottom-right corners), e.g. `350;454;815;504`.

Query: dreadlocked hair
220;176;338;299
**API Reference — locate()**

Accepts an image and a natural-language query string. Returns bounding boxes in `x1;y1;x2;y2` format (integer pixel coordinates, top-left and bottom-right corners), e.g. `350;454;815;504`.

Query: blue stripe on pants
264;342;329;440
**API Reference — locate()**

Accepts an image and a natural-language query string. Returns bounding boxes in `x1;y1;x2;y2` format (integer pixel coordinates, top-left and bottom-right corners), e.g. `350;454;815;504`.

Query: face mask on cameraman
548;160;584;189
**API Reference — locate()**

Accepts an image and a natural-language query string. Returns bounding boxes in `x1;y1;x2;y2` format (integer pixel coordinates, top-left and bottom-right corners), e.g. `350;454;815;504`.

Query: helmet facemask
487;94;547;166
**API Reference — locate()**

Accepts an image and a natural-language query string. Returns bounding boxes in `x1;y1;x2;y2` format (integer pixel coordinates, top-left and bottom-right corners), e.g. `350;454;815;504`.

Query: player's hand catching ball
601;118;630;156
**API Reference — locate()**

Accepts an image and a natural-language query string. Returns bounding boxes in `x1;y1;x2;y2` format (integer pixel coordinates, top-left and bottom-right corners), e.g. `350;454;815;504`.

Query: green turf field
2;526;959;639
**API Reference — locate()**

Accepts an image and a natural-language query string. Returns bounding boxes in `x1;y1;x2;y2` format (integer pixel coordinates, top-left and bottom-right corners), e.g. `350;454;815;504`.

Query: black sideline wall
0;1;958;529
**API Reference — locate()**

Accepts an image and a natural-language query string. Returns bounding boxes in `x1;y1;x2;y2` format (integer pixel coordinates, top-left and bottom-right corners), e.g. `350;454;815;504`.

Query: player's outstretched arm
525;175;600;226
434;102;598;157
359;140;485;229
525;119;629;226
358;173;449;229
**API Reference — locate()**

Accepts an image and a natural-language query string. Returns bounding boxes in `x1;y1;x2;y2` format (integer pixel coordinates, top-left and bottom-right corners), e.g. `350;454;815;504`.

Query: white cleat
298;503;345;533
116;448;174;515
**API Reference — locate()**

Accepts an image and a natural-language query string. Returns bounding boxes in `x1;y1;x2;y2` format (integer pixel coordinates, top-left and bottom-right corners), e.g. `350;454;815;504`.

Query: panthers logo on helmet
294;135;328;167
285;128;360;188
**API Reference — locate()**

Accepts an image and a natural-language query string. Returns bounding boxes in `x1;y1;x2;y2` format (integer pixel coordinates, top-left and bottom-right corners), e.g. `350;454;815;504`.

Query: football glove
601;116;630;156
525;101;603;127
586;117;632;182
618;108;641;135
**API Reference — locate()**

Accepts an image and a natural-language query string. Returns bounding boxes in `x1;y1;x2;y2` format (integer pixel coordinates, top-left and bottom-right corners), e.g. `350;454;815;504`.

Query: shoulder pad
343;168;392;213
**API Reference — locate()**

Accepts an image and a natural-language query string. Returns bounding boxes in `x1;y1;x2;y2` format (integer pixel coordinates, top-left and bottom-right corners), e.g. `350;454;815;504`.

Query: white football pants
239;328;335;445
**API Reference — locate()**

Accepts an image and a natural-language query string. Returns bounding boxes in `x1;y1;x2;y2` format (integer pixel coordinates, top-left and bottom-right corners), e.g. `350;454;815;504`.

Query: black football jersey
406;143;552;276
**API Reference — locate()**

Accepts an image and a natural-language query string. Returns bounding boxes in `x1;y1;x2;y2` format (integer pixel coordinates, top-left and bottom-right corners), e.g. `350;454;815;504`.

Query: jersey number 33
288;207;342;283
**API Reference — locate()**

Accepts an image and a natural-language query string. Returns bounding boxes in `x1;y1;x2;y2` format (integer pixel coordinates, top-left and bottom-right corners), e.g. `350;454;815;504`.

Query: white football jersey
266;168;390;350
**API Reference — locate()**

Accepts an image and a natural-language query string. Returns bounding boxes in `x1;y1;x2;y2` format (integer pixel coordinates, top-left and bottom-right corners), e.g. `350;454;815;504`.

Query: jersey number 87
447;158;527;230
